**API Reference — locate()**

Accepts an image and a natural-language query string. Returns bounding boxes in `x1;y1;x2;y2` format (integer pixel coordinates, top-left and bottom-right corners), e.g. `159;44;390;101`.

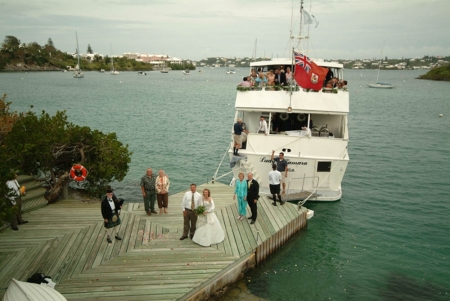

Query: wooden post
62;183;68;200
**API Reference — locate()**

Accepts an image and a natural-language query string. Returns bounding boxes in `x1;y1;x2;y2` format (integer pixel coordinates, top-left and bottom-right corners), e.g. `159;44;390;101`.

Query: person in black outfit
246;172;260;224
101;189;124;243
274;68;286;86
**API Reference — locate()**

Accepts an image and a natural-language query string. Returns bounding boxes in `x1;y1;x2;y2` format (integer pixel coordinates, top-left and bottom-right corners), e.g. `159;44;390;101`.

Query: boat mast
75;31;80;70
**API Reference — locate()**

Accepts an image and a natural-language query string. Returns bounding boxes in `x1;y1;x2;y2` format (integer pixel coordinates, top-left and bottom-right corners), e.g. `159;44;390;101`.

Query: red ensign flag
293;52;328;90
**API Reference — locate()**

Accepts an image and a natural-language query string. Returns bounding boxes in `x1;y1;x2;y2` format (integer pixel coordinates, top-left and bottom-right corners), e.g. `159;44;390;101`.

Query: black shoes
247;216;253;220
190;235;194;239
107;237;112;243
115;235;122;240
11;226;19;230
151;210;158;214
281;201;285;205
180;236;188;240
272;202;277;206
250;220;255;225
19;220;28;224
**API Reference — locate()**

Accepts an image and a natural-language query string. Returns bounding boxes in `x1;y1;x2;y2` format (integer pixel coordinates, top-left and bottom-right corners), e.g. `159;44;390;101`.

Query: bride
192;189;225;247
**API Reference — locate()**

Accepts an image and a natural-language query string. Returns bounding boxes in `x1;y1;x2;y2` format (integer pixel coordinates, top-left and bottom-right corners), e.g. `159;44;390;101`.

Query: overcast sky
1;0;449;61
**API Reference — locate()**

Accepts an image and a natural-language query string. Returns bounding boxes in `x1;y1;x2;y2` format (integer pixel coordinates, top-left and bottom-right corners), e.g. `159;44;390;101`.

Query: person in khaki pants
6;172;28;230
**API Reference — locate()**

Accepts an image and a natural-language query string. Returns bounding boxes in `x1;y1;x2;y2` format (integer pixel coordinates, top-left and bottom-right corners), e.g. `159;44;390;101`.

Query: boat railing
236;85;348;93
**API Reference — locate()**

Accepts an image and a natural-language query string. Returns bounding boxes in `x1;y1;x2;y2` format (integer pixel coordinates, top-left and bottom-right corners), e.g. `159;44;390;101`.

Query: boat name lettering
259;157;307;165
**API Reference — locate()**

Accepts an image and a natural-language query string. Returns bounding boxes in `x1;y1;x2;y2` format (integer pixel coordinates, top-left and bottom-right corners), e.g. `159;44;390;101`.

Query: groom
246;173;260;224
180;183;202;240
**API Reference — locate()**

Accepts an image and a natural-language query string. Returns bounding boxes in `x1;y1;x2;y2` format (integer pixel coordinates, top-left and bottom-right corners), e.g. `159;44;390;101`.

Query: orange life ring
70;164;88;182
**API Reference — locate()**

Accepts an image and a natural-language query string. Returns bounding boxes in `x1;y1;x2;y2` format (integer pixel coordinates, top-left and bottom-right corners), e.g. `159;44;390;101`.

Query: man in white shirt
180;183;202;240
257;116;268;135
268;164;284;206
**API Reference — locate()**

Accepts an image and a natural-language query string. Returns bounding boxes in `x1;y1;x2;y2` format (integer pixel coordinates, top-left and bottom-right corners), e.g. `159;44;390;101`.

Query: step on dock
0;182;309;300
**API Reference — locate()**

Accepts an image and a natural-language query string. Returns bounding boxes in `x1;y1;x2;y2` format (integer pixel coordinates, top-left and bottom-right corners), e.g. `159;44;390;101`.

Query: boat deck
0;182;308;300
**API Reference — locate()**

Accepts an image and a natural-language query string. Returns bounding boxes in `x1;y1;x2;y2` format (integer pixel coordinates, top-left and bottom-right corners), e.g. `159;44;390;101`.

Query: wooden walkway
0;182;308;300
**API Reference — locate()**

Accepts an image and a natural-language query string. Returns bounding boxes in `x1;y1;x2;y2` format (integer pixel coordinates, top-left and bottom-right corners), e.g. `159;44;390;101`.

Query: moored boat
73;32;84;79
214;1;349;202
183;69;191;75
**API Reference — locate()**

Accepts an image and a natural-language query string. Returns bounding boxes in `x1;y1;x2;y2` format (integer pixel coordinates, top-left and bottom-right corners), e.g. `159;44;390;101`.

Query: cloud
0;0;449;60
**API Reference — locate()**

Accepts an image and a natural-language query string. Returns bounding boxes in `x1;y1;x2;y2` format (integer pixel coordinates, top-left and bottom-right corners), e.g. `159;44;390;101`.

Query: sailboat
73;32;84;78
110;45;119;75
160;62;169;73
368;47;393;88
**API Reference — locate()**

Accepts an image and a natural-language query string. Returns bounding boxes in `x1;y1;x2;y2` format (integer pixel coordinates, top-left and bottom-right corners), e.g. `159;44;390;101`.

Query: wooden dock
0;182;308;300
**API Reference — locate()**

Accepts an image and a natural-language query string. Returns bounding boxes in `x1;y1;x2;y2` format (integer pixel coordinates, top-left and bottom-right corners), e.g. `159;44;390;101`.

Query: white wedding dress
192;198;225;247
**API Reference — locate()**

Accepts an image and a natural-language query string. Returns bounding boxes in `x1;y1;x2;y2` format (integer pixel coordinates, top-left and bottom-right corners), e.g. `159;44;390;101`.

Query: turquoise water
1;68;449;300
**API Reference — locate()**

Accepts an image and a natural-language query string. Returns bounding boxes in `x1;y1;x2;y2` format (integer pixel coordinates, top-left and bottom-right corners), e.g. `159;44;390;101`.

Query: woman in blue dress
233;172;247;221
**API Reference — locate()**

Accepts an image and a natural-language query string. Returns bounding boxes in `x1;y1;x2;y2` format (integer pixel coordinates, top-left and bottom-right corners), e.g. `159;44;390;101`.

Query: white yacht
225;58;349;202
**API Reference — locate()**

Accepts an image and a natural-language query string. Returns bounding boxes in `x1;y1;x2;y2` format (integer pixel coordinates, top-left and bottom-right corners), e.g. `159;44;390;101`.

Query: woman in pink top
156;169;170;214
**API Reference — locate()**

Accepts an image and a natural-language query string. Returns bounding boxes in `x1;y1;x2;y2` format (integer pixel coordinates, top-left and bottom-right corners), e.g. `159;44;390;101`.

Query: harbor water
1;68;449;301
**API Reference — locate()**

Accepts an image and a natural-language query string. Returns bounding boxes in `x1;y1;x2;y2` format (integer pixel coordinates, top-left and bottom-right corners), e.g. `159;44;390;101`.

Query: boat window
317;161;331;172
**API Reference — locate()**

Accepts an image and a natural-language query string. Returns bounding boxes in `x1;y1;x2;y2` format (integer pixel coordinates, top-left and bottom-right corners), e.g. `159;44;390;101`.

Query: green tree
2;36;21;51
4;109;132;203
0;94;21;226
87;44;93;54
47;38;54;47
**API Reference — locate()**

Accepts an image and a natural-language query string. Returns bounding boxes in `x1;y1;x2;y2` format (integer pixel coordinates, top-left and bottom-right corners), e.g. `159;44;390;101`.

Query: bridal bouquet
194;205;206;215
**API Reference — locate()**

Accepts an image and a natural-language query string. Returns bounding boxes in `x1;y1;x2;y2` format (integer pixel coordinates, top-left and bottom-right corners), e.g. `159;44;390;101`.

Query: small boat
368;46;393;88
99;69;105;73
226;68;236;74
198;68;203;73
73;32;84;79
137;71;147;76
110;44;119;75
183;69;191;75
368;82;393;89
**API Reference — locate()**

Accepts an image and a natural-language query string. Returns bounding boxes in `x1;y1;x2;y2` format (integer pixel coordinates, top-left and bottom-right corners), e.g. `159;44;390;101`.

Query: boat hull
228;134;349;202
368;83;393;89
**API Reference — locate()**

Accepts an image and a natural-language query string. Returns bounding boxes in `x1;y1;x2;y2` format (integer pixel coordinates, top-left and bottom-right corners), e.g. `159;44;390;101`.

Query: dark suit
246;179;260;222
101;195;124;223
275;72;286;86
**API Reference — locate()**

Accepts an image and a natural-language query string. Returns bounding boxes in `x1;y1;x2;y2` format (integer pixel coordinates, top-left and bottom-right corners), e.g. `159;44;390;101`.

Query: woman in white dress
192;189;225;247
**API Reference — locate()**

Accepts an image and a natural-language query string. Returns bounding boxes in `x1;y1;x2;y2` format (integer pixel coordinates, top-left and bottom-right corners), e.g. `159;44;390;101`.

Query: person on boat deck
101;188;124;243
325;69;334;86
274;68;286;86
156;169;170;214
238;77;252;87
285;67;292;84
180;183;202;240
249;69;258;81
271;150;288;194
233;118;247;156
268;164;284;206
257;116;268;135
266;70;275;86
